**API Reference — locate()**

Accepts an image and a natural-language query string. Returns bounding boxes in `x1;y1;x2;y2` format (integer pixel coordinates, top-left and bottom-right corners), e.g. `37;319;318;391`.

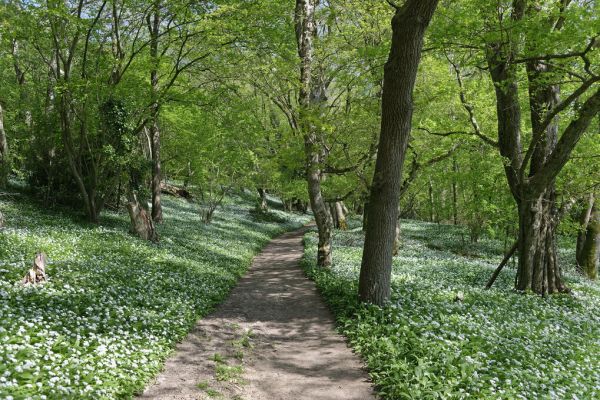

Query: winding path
140;226;375;400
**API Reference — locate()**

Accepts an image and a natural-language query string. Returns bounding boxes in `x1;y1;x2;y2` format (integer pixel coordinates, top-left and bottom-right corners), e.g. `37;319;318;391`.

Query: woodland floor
139;226;376;400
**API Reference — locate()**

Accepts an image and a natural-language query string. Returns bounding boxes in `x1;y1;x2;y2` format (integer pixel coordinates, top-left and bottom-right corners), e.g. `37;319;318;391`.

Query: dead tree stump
22;252;47;285
127;192;158;242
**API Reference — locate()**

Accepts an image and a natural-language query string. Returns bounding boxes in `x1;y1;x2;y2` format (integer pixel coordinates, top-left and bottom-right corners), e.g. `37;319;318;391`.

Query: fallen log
160;182;191;199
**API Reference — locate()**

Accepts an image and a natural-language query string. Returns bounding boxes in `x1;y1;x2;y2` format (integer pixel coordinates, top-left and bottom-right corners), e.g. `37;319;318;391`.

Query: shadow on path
139;226;376;400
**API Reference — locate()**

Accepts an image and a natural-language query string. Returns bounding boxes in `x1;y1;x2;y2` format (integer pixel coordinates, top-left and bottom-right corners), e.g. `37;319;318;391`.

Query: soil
139;226;376;400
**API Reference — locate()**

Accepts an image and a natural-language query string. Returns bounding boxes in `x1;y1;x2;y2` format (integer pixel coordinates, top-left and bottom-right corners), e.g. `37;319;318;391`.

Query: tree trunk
329;203;338;228
295;0;333;267
335;201;348;230
0;103;8;187
150;118;162;222
257;188;268;211
183;160;193;188
149;1;163;223
576;193;595;268
358;0;439;305
392;222;401;256
306;159;333;266
428;179;435;222
579;198;599;280
513;59;566;294
515;193;566;294
452;158;458;225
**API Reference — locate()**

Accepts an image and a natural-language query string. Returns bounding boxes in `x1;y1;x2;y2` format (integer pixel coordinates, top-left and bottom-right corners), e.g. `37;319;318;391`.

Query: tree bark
358;0;439;305
579;197;599;280
362;200;369;231
295;0;333;267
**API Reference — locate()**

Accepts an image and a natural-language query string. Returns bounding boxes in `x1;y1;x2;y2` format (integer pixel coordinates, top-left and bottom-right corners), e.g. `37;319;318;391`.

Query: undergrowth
0;191;307;399
303;220;600;400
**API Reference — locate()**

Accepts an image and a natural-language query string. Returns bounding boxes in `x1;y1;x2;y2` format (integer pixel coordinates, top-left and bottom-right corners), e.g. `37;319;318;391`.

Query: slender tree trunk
576;193;595;268
579;199;599;280
428;179;435;222
295;0;333;267
452;158;458;225
0;104;8;187
329;203;338;228
257;188;268;211
150;118;162;222
358;0;439;305
183;160;193;188
149;1;163;223
59;93;98;223
392;222;401;256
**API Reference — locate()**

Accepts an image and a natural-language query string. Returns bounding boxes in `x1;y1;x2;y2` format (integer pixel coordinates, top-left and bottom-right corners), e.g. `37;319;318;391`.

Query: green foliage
303;223;600;399
0;192;308;399
214;364;244;383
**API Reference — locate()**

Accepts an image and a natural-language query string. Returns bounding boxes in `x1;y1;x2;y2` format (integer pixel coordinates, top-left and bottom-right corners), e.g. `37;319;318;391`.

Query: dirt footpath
139;226;376;400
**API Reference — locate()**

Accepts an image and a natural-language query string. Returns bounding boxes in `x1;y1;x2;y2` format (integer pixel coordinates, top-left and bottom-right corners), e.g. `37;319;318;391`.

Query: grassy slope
0;192;308;399
303;220;600;400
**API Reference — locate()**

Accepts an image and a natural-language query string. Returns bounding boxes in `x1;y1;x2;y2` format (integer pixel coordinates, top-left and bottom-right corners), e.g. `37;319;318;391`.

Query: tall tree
485;0;600;294
148;0;163;223
295;0;333;267
358;0;439;305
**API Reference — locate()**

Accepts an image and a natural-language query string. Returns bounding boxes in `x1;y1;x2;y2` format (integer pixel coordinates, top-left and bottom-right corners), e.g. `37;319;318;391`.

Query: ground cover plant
0;191;307;399
303;221;600;400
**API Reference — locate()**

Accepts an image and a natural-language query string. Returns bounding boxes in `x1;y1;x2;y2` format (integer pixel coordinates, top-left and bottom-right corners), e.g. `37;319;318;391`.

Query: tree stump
22;252;47;285
127;192;158;242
